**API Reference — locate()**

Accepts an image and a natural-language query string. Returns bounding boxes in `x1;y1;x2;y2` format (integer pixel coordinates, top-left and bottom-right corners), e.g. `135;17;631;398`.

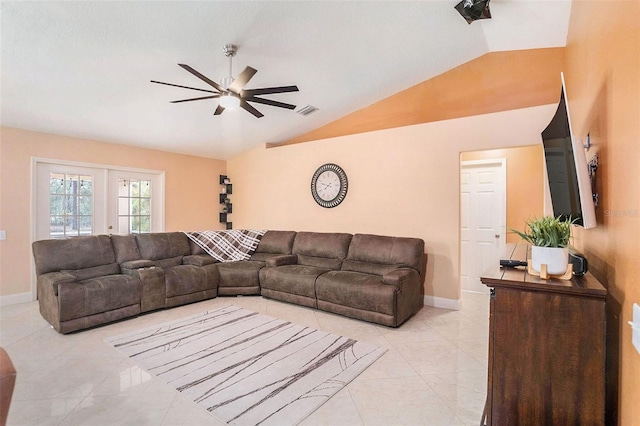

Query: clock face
311;163;348;208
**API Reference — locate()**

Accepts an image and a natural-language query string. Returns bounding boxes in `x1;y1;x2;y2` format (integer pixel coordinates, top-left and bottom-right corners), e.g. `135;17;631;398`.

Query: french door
34;159;164;242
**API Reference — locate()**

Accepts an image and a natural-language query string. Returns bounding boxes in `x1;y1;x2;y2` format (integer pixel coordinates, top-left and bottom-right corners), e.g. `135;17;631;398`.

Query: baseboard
423;295;461;311
0;291;34;307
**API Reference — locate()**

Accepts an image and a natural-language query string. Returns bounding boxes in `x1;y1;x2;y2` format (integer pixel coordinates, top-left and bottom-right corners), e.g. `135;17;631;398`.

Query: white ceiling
1;1;572;159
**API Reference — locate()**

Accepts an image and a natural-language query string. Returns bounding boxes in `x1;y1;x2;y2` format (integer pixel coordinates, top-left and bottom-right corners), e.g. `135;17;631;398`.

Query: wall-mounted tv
541;73;597;229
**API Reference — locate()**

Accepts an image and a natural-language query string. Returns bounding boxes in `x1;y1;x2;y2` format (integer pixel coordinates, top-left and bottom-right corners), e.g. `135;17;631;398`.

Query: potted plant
511;216;573;275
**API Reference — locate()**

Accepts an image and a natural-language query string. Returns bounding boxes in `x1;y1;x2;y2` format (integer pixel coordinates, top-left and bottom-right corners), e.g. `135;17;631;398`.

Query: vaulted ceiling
1;1;571;159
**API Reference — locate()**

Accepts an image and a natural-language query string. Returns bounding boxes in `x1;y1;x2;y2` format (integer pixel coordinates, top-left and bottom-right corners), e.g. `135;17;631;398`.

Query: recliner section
32;235;142;334
259;232;353;309
32;230;425;333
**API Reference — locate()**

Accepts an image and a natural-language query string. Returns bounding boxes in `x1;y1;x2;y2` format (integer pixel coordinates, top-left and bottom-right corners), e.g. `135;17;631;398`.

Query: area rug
105;305;386;425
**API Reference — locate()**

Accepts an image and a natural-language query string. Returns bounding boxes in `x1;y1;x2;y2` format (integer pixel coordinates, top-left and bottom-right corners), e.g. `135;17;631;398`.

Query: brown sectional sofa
32;230;425;333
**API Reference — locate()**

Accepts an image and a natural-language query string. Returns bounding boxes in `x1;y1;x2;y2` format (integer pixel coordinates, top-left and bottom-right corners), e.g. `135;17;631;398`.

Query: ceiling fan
151;44;299;118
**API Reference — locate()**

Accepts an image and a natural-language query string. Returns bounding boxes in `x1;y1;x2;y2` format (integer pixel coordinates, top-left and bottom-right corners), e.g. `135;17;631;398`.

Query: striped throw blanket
184;229;266;262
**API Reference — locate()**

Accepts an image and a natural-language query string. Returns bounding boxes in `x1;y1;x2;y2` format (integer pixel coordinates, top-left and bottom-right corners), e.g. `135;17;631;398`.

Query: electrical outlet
0;230;6;240
632;303;640;355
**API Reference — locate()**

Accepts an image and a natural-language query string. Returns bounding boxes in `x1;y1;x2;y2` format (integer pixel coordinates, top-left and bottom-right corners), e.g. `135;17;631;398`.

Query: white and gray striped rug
105;305;386;425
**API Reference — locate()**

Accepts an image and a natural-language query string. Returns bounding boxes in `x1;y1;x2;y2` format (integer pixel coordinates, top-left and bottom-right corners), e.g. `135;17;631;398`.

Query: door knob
495;234;500;239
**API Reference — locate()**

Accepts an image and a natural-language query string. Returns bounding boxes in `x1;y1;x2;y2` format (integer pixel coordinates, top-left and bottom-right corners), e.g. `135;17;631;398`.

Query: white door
460;159;506;294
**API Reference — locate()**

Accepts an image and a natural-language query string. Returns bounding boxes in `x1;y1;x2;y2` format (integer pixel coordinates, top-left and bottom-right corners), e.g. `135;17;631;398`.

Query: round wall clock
310;163;348;208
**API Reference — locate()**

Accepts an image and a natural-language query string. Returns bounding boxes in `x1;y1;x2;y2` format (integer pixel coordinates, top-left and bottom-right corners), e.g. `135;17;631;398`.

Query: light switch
631;303;640;355
0;230;6;240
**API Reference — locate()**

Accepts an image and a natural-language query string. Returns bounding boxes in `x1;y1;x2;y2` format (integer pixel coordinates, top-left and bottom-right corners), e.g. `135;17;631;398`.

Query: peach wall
564;1;640;423
228;105;556;305
461;146;545;243
0;126;226;299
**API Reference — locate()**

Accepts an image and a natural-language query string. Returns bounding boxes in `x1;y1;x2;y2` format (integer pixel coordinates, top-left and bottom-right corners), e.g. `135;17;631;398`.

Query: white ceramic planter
531;246;569;275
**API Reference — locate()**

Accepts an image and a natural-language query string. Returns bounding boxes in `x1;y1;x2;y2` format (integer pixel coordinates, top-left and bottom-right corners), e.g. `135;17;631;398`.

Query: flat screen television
541;73;597;229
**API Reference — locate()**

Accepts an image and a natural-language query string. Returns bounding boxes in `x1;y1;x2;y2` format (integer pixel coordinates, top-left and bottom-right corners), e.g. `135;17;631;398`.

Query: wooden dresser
480;255;606;425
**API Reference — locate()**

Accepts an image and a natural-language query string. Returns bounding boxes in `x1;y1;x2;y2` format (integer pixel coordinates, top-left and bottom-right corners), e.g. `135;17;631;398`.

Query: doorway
460;158;506;294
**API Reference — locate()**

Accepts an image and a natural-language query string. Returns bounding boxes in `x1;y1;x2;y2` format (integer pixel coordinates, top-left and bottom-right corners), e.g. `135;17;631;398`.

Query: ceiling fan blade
240;99;264;118
170;95;220;103
178;64;225;92
247;96;296;110
151;80;219;94
242;85;299;97
228;66;258;94
214;105;225;115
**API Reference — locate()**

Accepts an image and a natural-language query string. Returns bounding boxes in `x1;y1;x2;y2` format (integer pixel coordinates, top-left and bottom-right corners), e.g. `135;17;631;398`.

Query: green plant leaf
509;216;573;248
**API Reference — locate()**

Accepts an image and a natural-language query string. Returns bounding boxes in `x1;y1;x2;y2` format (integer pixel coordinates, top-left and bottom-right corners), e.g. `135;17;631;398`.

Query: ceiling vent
296;105;319;116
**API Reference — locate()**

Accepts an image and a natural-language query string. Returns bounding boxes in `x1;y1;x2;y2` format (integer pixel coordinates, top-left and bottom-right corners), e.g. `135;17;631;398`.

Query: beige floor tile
90;359;176;397
355;349;419;380
58;392;176;425
161;394;227;426
301;387;363;425
6;397;83;426
348;376;464;425
395;339;484;376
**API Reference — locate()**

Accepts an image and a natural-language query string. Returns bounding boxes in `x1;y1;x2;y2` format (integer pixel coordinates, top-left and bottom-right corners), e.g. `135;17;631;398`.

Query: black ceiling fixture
151;44;299;118
454;0;491;24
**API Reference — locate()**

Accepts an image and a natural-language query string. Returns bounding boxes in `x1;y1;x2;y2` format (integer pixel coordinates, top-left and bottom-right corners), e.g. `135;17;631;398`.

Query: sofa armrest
382;268;419;289
39;272;77;296
183;254;217;267
120;264;165;312
265;254;298;267
121;259;156;270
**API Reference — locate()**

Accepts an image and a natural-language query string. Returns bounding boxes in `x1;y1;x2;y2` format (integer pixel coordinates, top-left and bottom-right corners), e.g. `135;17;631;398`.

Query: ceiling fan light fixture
219;92;240;110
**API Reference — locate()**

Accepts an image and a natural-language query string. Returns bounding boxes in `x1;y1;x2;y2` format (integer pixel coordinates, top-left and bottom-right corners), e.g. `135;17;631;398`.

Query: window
49;173;93;238
118;178;151;234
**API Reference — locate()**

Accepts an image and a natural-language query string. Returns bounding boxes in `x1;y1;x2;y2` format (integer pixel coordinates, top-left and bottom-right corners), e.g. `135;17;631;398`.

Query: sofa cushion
183;254;217;267
292;232;352;270
164;265;212;298
62;263;120;281
255;230;296;254
259;265;329;298
340;260;403;277
111;234;142;263
316;271;396;316
57;274;141;322
32;235;116;275
135;232;191;261
217;261;263;289
342;234;424;275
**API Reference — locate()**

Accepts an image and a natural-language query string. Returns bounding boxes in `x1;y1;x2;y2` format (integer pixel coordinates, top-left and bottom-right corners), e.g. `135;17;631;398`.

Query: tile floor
0;292;490;426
